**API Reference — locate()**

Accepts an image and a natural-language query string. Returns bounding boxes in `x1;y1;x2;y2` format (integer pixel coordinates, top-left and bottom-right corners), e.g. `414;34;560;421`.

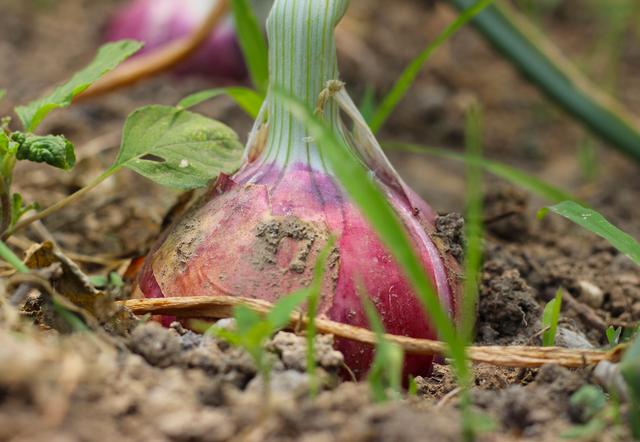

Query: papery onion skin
139;161;459;379
104;0;246;79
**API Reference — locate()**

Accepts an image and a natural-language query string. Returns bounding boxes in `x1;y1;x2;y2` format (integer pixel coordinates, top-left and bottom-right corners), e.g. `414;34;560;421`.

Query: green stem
0;239;29;273
449;0;640;162
260;0;347;169
461;104;484;346
0;179;11;236
5;168;117;238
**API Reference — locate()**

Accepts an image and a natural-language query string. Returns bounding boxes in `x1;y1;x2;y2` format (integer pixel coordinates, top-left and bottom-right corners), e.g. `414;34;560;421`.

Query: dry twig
120;296;624;369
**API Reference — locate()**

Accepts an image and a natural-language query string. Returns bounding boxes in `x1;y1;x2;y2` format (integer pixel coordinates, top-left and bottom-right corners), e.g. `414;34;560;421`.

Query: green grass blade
278;90;466;372
177;87;264;118
0;239;29;273
538;201;640;265
361;292;404;402
461;104;484;345
448;0;640;162
542;288;563;347
306;238;336;398
385;142;576;204
230;0;269;93
621;333;640;438
266;289;310;331
369;0;494;134
358;85;377;125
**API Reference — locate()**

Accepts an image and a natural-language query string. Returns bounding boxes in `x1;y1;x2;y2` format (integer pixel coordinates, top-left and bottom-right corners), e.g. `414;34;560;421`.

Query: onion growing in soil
138;0;460;379
105;0;265;79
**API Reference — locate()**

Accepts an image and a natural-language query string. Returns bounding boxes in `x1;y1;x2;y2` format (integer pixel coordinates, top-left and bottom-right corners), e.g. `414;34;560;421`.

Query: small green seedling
90;272;124;290
208;288;311;396
561;385;615;439
0;41;141;237
542;288;563;347
570;385;608;423
607;326;623;347
2;40;247;239
407;376;419;397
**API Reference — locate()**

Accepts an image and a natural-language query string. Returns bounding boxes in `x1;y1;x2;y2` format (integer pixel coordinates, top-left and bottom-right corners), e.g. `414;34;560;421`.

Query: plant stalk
0;179;12;236
255;0;346;170
4;169;115;238
449;0;640;162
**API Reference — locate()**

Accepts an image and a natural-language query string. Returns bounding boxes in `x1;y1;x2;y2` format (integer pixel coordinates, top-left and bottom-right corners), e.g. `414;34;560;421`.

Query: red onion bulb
105;0;246;79
138;0;460;379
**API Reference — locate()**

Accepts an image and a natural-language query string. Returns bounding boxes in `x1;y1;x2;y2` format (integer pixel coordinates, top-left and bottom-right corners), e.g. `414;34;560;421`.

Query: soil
1;0;640;441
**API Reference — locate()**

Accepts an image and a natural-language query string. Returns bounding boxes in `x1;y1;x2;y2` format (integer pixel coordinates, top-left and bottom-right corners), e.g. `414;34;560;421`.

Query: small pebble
577;280;604;308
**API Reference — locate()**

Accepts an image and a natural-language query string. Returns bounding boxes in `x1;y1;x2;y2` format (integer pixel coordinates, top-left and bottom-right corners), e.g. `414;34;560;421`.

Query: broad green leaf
177;87;264;118
230;0;269;93
15;40;142;132
114;105;243;190
0;89;6;102
13;133;75;170
369;0;494;133
279;90;465;370
386;142;576;204
542;288;562;347
539;201;640;265
267;289;310;331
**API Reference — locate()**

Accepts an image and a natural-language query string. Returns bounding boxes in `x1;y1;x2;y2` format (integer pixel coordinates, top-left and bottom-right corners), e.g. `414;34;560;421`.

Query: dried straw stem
120;296;624;369
76;0;229;101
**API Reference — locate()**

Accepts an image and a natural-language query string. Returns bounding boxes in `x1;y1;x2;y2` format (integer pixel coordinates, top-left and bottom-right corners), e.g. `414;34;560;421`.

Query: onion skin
104;0;246;79
139;162;459;379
